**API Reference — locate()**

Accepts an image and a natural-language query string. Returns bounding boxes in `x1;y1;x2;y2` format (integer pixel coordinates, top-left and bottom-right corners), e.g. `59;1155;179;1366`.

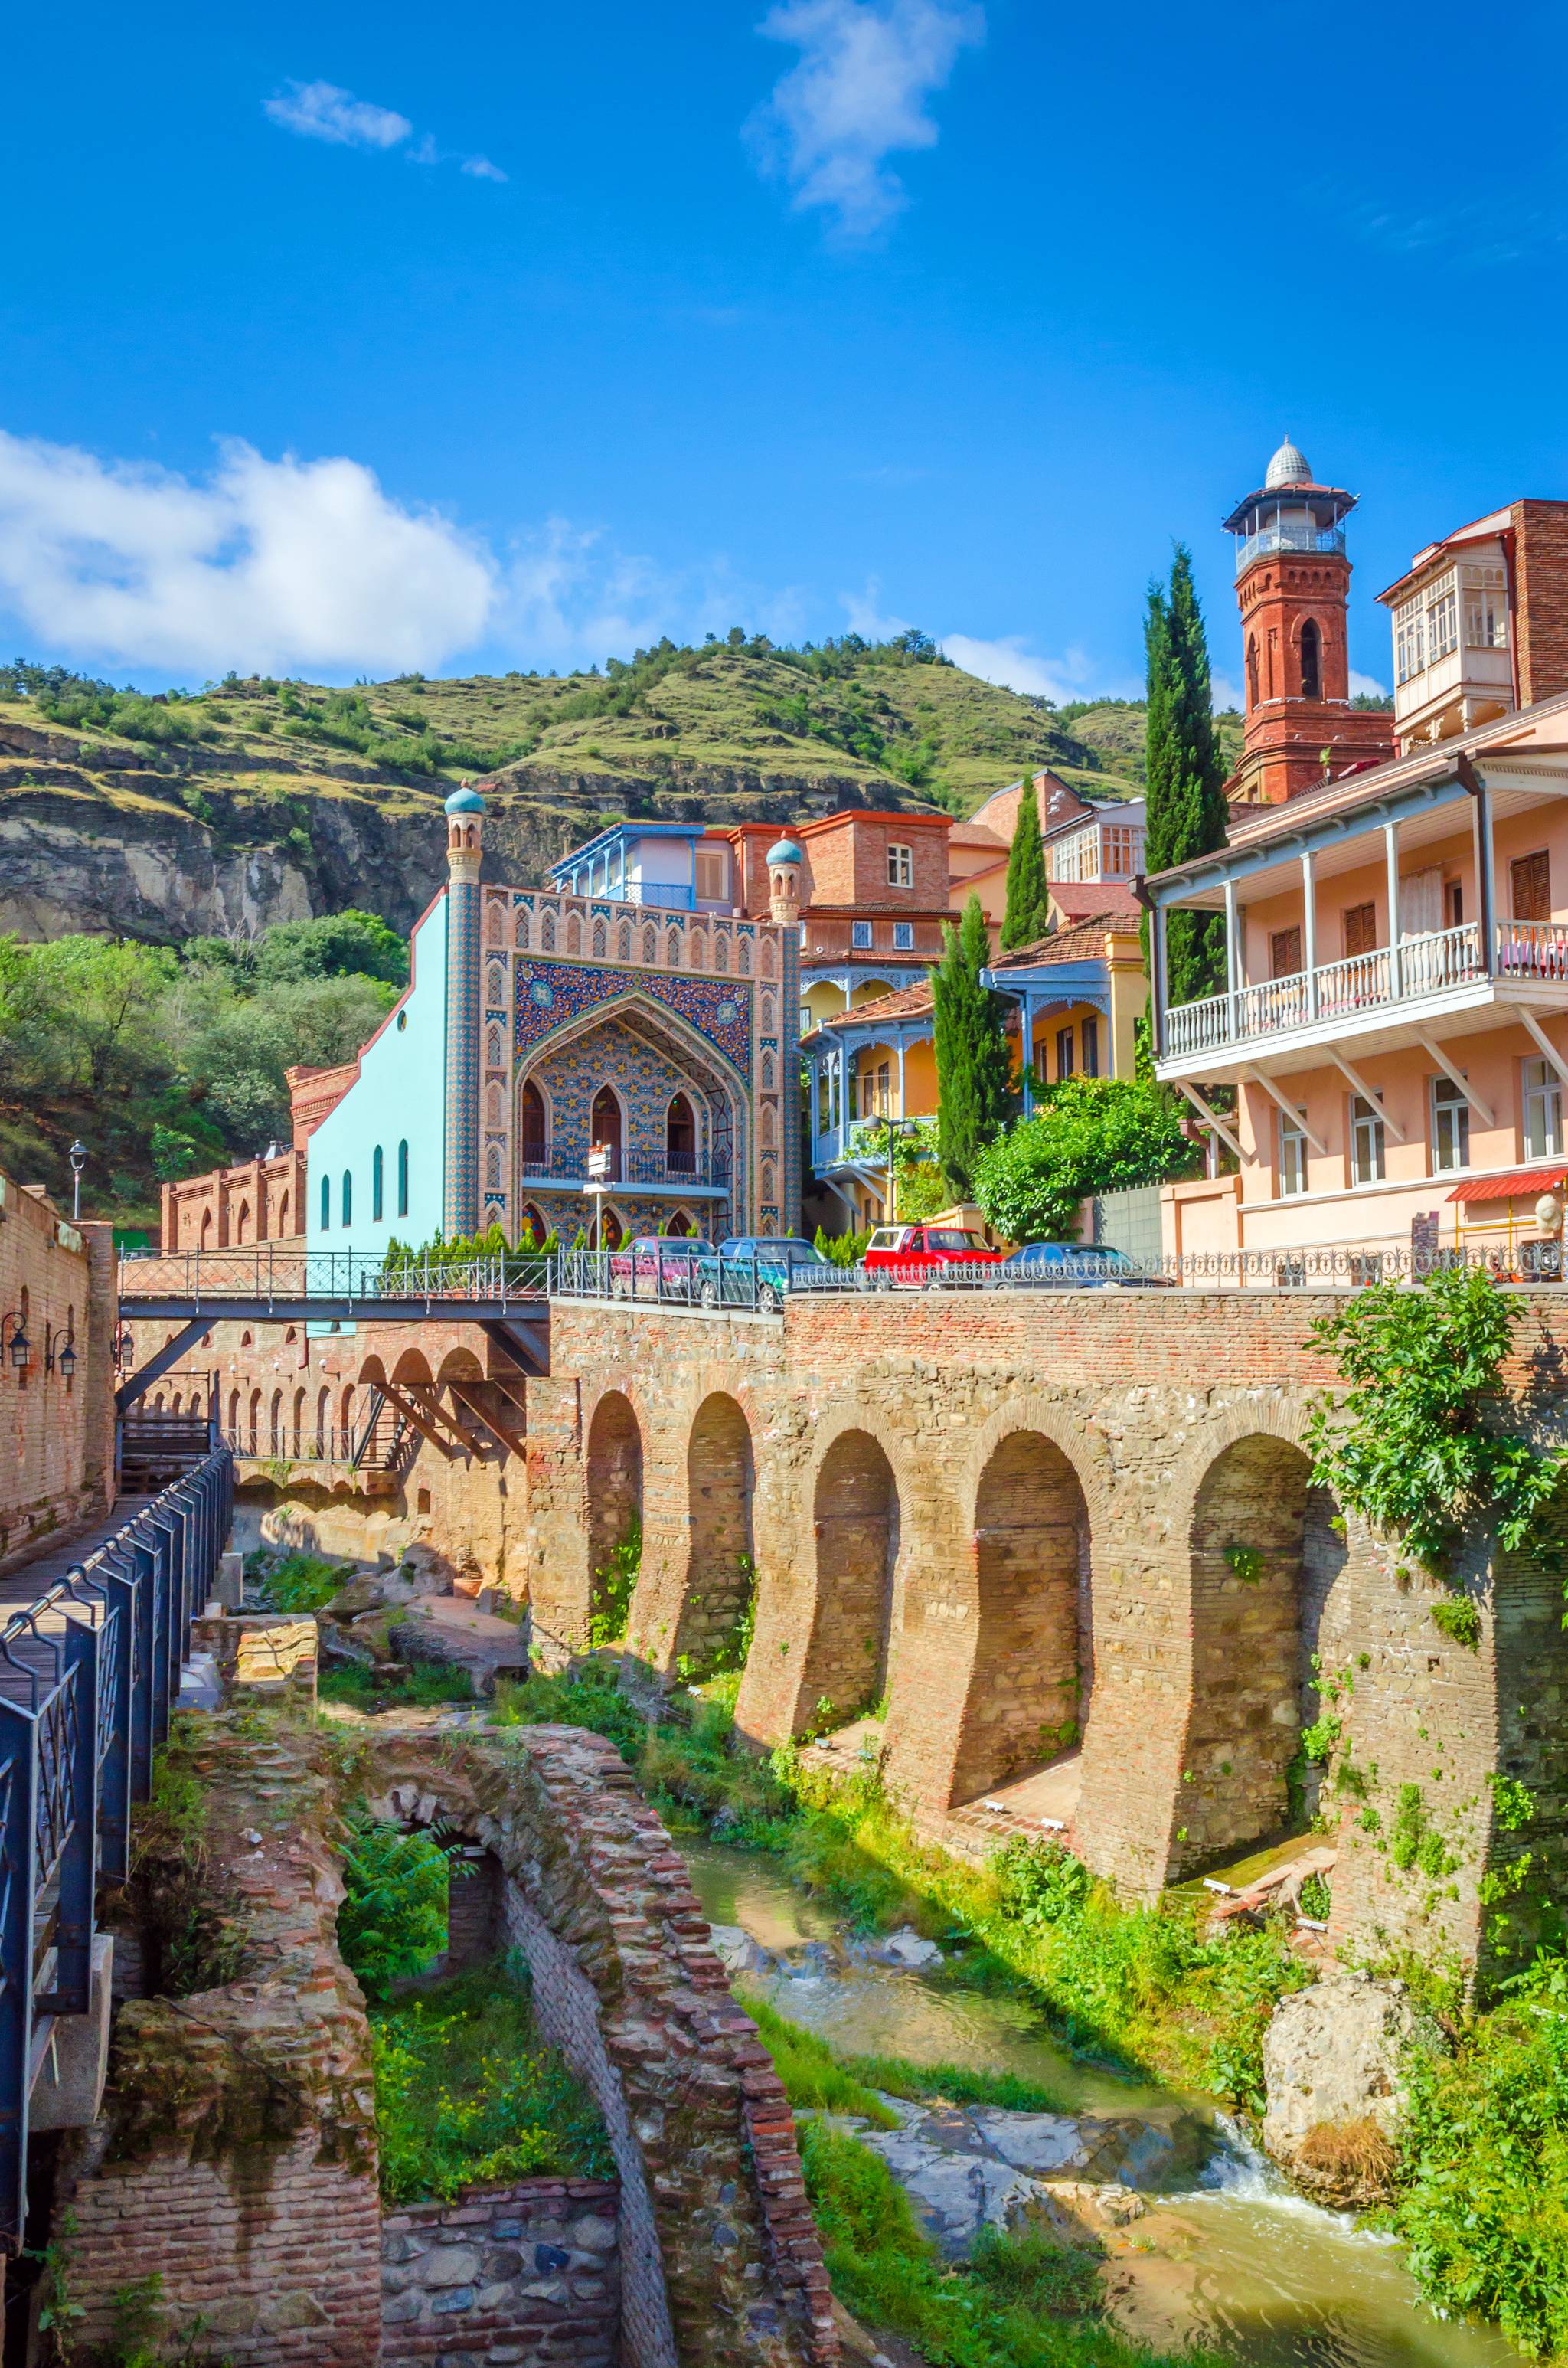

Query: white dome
1265;437;1312;490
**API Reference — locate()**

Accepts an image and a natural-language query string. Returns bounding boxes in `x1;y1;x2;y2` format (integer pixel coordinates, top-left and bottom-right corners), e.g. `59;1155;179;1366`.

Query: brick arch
956;1396;1114;1536
946;1428;1091;1810
585;1387;643;1638
1169;1417;1347;1876
793;1419;905;1735
671;1392;756;1676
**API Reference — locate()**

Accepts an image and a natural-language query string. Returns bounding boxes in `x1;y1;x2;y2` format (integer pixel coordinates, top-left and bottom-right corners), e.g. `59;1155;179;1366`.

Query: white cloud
940;633;1138;707
264;80;506;184
500;519;807;672
1349;667;1390;700
1210;672;1245;714
749;0;982;236
263;80;411;150
0;431;496;677
839;577;910;639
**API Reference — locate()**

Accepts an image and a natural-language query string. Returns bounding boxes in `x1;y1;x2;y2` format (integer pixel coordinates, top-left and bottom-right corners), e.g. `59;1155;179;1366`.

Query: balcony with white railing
1155;918;1568;1065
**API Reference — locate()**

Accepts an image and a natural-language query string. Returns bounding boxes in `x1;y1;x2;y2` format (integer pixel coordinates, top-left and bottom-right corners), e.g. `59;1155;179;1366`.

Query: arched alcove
586;1391;642;1636
799;1431;900;1730
674;1393;756;1674
949;1430;1090;1807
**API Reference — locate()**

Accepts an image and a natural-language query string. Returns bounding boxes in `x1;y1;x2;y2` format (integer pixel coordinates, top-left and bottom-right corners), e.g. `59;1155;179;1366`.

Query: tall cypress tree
933;894;1012;1199
1142;545;1229;1007
1001;777;1050;950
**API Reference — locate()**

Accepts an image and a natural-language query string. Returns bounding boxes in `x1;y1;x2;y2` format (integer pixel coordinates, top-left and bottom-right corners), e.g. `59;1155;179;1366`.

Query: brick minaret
1223;437;1394;806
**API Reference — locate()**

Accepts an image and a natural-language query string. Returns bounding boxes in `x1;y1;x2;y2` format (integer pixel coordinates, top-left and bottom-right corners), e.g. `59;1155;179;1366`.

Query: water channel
679;1837;1517;2368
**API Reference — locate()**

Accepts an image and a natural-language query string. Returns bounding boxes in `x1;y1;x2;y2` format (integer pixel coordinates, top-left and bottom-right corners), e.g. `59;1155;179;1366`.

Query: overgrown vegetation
0;912;403;1218
971;1078;1201;1243
370;1960;610;2203
799;2116;1204;2368
1305;1264;1565;1572
250;1551;347;1615
587;1511;642;1647
318;1660;476;1711
336;1812;451;2000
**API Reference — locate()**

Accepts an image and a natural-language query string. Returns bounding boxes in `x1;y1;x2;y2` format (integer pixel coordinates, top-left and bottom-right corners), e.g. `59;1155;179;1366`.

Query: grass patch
800;2118;1207;2368
371;1959;611;2204
251;1551;347;1615
320;1660;475;1712
740;1987;1072;2119
736;1990;900;2126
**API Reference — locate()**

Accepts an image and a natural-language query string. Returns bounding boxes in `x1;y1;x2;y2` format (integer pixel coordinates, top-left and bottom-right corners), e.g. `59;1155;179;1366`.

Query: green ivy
1305;1264;1563;1573
336;1812;450;2001
586;1512;642;1647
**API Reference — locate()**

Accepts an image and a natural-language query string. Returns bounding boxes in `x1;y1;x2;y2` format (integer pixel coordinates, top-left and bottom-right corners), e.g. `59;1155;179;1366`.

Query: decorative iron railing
1161;921;1489;1060
118;1249;550;1308
0;1447;233;2244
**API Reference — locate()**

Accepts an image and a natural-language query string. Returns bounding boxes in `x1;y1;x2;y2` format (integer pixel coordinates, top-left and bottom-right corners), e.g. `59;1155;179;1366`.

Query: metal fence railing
118;1249;551;1309
0;1446;233;2243
554;1238;1567;1309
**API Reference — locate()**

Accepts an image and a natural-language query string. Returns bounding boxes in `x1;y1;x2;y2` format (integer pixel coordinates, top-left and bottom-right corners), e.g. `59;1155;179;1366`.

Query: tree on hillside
932;895;1012;1199
1001;780;1050;950
1143;545;1228;1006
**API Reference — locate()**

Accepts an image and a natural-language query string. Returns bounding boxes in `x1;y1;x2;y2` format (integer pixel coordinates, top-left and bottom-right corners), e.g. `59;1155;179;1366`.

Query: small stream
681;1839;1517;2368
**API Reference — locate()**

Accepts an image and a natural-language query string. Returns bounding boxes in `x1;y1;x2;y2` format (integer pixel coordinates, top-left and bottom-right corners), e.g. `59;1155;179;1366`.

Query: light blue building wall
306;893;449;1259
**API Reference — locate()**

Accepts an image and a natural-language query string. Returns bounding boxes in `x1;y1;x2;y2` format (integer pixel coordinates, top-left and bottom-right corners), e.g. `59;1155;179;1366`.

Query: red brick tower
1223;438;1394;806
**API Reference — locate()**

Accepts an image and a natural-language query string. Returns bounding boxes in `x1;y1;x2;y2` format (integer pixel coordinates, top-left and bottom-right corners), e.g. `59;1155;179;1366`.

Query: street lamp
2;1315;29;1374
68;1140;87;1221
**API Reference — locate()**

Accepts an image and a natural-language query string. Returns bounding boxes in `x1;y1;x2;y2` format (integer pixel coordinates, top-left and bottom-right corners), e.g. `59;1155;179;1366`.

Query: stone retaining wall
381;2177;619;2368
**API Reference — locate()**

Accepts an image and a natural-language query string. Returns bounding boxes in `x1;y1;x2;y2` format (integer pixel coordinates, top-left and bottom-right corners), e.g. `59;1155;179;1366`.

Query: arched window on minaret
1246;634;1259;712
1300;617;1321;701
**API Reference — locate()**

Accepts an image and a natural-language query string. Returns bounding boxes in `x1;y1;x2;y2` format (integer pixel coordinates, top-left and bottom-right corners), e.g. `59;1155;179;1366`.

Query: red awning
1447;1168;1568;1205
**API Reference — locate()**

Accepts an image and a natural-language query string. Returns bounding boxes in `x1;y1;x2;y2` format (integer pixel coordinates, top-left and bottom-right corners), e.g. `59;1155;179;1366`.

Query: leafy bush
371;1961;610;2203
587;1512;641;1647
972;1080;1200;1244
490;1667;650;1763
1305;1264;1564;1571
337;1814;449;2000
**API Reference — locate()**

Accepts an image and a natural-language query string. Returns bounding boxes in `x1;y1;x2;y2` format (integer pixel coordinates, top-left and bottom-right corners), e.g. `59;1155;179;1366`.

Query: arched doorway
586;1392;642;1640
950;1431;1090;1807
1178;1434;1345;1872
590;1087;622;1177
521;1081;547;1171
799;1431;899;1731
598;1205;625;1251
666;1093;697;1177
675;1394;755;1674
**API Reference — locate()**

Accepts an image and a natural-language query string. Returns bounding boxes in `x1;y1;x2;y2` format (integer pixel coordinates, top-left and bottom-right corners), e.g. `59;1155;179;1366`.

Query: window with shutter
1343;903;1378;957
1269;927;1302;979
1511;850;1551;922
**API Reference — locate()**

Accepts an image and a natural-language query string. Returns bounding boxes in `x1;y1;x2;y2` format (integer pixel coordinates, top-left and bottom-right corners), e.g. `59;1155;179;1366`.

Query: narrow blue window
373;1145;384;1222
320;1175;330;1231
397;1140;409;1218
342;1169;352;1226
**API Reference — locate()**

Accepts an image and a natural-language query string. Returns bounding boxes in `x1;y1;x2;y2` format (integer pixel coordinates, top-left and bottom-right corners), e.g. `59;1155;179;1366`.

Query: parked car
1001;1241;1170;1287
694;1235;832;1312
862;1223;1004;1286
608;1235;705;1300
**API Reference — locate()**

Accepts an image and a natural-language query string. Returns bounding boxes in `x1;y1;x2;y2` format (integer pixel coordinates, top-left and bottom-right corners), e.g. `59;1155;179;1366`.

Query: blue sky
3;0;1566;706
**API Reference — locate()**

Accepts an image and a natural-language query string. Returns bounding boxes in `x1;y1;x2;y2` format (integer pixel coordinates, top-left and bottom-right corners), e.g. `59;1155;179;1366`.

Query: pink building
1149;687;1568;1270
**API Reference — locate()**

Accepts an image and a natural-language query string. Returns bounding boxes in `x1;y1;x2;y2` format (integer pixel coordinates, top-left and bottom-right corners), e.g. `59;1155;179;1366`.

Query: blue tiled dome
445;783;488;816
766;837;803;865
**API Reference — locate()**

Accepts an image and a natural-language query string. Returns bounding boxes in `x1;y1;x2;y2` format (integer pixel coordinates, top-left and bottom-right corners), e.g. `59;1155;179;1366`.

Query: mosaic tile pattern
513;960;753;1078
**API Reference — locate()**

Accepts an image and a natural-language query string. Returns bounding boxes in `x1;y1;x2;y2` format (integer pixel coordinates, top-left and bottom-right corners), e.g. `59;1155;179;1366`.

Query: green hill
0;636;1234;947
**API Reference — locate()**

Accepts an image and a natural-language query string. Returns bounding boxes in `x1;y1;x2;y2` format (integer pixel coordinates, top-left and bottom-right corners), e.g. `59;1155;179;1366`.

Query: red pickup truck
862;1224;1004;1284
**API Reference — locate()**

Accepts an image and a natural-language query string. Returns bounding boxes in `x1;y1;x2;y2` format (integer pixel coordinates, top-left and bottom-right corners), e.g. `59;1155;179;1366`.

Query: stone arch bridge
178;1288;1568;1981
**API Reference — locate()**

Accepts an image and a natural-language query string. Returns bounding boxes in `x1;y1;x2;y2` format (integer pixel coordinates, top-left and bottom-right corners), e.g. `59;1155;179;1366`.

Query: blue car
694;1235;832;1312
1002;1241;1167;1287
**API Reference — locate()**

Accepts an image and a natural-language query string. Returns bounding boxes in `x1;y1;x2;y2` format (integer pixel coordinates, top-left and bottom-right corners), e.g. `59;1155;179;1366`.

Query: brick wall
0;1170;114;1573
365;1729;838;2368
59;1723;383;2365
381;2179;619;2368
797;813;950;909
161;1147;306;1252
1514;499;1568;709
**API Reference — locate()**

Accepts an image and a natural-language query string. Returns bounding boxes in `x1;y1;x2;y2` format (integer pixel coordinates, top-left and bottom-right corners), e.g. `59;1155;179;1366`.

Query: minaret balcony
1235;519;1346;576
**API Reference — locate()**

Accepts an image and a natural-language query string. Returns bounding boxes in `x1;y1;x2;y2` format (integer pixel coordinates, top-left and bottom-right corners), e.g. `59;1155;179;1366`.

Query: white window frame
1431;1074;1471;1175
887;843;913;889
1462;563;1509;650
1524;1056;1563;1160
1426;572;1459;663
1278;1112;1309;1196
851;919;874;950
893;920;914;951
694;845;729;902
1350;1094;1386;1186
1395;599;1426;685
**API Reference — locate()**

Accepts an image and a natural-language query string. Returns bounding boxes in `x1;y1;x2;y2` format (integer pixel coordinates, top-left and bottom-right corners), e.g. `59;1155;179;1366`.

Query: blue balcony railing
0;1447;233;2242
519;1151;731;1190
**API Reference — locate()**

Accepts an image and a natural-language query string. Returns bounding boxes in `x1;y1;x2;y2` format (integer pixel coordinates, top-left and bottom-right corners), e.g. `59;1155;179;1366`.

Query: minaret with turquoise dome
443;782;486;1239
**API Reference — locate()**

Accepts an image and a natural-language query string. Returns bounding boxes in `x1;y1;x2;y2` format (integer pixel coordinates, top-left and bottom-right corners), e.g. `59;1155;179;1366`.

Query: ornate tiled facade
467;875;795;1245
